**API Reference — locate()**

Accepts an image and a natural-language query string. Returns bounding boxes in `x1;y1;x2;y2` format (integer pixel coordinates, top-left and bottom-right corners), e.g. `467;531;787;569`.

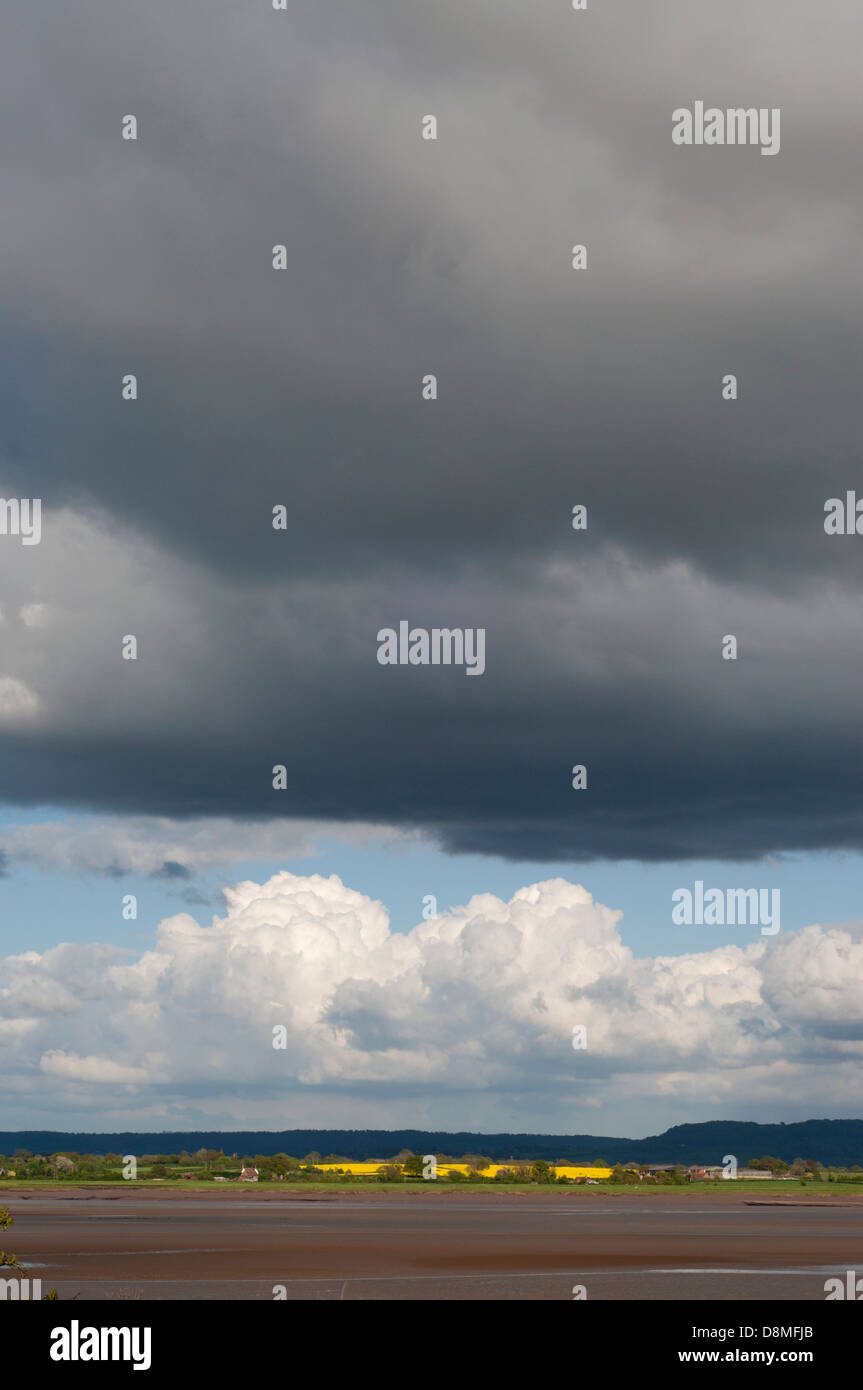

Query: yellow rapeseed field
313;1161;612;1179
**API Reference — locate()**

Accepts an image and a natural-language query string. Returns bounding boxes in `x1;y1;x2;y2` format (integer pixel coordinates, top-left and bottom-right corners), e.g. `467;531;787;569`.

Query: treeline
3;1118;863;1165
746;1155;863;1181
0;1148;608;1181
4;1148;863;1185
0;1129;622;1161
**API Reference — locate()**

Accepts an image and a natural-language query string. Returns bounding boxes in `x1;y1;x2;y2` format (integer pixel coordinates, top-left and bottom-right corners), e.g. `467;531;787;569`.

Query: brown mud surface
6;1189;863;1295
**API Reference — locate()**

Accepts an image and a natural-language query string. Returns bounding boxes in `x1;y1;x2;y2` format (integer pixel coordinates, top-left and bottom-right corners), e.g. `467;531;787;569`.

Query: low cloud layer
0;814;416;878
2;507;863;859
2;872;861;1133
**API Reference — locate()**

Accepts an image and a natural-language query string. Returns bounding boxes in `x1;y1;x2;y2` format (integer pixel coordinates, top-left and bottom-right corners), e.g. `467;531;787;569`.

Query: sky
1;0;863;1140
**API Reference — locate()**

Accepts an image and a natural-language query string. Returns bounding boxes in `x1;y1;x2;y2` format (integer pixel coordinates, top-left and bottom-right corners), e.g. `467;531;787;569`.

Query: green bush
375;1164;402;1182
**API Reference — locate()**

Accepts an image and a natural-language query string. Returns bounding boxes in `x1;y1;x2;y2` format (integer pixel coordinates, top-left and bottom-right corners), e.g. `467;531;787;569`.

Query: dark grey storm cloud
1;0;862;860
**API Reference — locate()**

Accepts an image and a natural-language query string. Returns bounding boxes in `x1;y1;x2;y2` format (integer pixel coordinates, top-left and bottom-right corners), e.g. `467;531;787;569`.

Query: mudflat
6;1188;863;1300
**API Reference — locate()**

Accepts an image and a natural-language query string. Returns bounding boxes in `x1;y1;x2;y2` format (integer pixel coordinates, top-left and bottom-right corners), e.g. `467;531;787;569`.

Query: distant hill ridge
2;1119;862;1165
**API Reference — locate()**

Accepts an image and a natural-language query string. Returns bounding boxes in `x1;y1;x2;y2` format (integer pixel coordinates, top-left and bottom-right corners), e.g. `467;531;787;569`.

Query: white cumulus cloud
1;871;861;1132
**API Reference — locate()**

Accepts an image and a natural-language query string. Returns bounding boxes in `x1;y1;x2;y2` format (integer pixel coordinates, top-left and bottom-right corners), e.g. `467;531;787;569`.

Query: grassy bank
1;1178;860;1195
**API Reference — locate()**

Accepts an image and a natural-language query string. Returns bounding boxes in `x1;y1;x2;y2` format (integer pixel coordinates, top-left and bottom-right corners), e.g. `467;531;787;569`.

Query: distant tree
402;1155;425;1177
0;1206;24;1274
530;1161;553;1184
461;1154;493;1172
376;1164;402;1182
748;1155;789;1174
1;1206;58;1297
302;1152;322;1165
790;1158;821;1177
609;1164;638;1185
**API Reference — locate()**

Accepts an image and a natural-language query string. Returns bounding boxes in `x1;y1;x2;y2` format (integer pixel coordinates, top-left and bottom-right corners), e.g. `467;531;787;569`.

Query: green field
2;1177;860;1195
